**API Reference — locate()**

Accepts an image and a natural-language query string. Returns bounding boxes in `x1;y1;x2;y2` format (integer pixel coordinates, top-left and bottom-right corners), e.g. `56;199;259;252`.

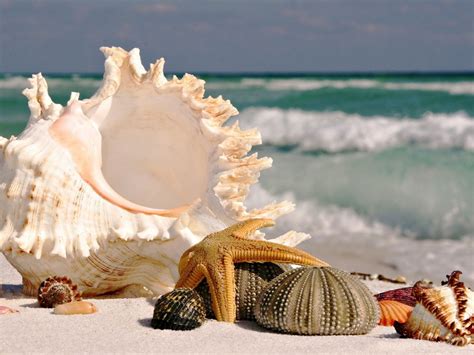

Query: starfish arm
228;218;275;239
175;262;205;289
178;248;196;275
205;255;237;322
231;240;330;267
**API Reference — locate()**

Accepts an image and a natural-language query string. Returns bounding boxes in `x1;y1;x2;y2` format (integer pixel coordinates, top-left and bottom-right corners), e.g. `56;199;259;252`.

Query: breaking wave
246;184;474;284
238;108;474;152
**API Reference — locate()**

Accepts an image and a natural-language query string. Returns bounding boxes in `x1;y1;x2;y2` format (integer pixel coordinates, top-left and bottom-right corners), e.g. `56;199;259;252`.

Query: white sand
0;253;472;354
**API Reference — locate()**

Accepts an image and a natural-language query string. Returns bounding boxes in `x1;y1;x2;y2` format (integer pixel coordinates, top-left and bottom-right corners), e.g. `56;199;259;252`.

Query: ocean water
0;73;473;247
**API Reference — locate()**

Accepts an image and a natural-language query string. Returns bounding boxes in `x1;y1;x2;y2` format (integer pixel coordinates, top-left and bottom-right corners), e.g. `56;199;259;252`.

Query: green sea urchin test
254;266;380;335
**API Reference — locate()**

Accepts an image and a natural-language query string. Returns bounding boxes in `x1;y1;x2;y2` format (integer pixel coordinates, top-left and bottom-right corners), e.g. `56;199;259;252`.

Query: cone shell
255;266;380;335
195;262;288;320
0;46;310;297
37;276;82;308
395;271;474;346
151;288;206;330
378;300;413;326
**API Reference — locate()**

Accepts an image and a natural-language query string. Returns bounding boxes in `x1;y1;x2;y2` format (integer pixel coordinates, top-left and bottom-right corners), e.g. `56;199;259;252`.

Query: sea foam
238;108;474;152
247;184;474;285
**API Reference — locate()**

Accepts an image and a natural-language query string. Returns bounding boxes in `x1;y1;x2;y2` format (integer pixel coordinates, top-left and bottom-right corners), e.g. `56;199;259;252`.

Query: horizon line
1;70;474;77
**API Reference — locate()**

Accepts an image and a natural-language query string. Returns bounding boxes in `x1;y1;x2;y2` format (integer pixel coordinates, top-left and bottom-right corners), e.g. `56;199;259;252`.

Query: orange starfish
175;218;329;322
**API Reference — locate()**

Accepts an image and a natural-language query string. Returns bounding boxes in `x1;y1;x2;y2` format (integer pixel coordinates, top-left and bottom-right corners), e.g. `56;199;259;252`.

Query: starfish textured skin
175;218;330;322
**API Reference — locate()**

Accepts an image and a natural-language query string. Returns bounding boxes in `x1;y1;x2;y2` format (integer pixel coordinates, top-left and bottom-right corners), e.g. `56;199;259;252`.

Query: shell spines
1;46;310;297
37;276;82;308
395;270;473;346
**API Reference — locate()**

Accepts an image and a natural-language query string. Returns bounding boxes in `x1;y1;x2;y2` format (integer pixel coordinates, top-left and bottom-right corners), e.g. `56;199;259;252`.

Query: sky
0;0;473;73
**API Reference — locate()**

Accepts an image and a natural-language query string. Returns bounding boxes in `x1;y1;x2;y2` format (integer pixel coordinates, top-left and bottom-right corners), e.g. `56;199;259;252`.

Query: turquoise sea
1;73;473;242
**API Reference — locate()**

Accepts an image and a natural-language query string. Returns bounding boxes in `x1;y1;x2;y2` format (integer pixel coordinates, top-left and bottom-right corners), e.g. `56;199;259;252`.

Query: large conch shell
0;47;308;297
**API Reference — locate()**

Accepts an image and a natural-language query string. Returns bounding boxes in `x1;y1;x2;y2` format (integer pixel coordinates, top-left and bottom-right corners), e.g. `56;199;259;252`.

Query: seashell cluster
0;46;310;297
151;288;206;330
195;262;288;320
375;282;430;326
254;266;380;335
54;301;98;315
37;276;82;308
395;271;473;346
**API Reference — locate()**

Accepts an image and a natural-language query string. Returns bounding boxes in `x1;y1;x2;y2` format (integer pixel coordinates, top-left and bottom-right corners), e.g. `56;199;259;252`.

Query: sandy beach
1;253;472;354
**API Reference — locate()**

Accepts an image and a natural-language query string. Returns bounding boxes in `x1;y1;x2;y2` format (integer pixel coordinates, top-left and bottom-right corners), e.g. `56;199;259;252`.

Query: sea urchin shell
37;276;82;308
195;262;288;320
395;270;473;346
152;288;206;330
254;266;379;335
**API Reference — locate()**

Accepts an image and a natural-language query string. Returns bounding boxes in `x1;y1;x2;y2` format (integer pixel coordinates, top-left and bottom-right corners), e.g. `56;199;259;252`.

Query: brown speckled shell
195;262;288;320
151;288;206;331
395;271;474;347
37;276;82;308
255;266;380;335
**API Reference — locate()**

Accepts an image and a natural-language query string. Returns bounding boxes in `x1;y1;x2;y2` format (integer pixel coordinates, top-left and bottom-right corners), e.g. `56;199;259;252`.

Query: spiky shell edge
0;47;303;260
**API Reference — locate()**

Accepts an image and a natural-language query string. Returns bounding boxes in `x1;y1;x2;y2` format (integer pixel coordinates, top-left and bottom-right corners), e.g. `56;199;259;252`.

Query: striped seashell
378;300;413;326
195;262;288;320
151;288;206;331
395;270;474;346
37;276;82;308
255;266;380;335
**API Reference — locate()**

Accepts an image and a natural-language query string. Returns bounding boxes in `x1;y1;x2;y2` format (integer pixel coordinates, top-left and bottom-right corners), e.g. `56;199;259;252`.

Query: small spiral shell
255;266;380;335
37;276;82;308
151;288;206;331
